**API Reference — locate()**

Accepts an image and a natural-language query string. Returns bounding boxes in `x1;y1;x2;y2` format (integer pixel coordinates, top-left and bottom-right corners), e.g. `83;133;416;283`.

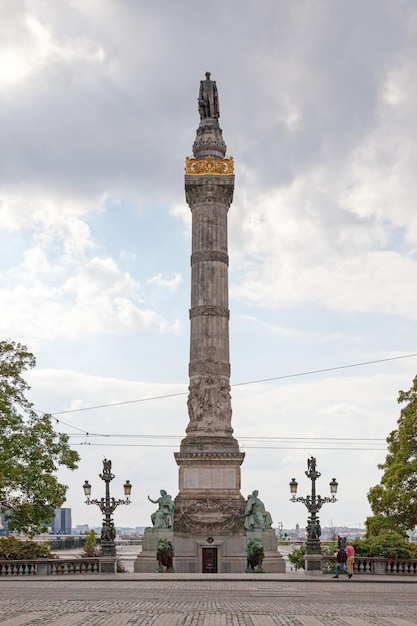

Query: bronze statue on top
198;72;220;120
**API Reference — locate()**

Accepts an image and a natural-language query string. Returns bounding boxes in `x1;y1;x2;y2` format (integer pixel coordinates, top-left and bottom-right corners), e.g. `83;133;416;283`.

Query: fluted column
173;109;245;537
179;120;240;452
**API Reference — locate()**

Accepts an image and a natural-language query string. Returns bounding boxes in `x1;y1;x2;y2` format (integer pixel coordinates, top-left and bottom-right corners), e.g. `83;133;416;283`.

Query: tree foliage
0;340;80;535
367;375;417;533
364;514;405;538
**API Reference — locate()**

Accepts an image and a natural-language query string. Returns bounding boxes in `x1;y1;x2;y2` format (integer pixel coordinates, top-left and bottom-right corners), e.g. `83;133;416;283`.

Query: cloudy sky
2;0;417;533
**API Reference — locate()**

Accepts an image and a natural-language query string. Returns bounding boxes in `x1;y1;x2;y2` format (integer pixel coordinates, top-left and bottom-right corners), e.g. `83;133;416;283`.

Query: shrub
0;536;55;560
288;544;306;570
116;557;126;573
349;539;368;557
364;530;413;559
320;539;338;556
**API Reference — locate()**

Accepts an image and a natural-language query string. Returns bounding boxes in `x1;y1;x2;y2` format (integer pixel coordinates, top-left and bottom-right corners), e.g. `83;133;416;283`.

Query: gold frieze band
185;155;234;176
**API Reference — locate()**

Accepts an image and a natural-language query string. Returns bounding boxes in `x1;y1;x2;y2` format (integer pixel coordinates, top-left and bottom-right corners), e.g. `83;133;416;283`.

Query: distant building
50;508;72;534
75;524;89;535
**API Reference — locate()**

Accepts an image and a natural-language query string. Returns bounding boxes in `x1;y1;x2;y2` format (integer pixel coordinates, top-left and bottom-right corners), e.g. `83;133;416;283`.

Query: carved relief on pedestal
187;375;232;430
174;498;245;534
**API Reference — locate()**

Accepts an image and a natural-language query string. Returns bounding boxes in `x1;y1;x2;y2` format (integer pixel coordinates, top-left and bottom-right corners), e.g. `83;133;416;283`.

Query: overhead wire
64;433;388;451
35;351;416;449
71;441;386;452
46;351;417;417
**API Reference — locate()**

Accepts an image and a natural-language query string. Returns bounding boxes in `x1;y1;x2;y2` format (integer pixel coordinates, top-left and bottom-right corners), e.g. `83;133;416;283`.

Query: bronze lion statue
156;538;175;572
246;538;265;573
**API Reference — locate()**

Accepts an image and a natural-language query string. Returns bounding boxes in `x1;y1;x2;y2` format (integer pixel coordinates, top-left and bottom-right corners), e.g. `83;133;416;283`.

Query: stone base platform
134;527;285;574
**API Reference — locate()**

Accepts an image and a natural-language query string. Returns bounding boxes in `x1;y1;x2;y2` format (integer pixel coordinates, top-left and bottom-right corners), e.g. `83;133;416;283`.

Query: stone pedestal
173;533;247;573
133;528;173;573
373;557;388;575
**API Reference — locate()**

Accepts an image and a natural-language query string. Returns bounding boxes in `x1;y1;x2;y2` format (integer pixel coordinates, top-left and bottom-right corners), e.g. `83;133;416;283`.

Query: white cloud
0;6;105;89
20;246;58;278
0;190;177;340
147;273;183;291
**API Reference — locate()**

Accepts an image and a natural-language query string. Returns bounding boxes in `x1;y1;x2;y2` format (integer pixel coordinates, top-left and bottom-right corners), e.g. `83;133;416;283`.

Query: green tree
288;544;306;570
367;375;417;533
81;530;99;557
364;513;404;538
0;340;80;535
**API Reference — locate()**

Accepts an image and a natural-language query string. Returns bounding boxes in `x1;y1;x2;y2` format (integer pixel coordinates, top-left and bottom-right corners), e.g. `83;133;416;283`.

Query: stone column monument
172;73;247;573
135;73;284;573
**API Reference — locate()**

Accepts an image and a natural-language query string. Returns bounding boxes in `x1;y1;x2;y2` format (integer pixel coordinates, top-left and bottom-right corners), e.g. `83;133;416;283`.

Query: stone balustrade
0;557;100;576
2;554;417;576
322;554;417;575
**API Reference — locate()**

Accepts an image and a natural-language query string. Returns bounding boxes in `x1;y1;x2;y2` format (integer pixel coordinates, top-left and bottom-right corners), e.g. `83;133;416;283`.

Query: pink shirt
345;545;355;557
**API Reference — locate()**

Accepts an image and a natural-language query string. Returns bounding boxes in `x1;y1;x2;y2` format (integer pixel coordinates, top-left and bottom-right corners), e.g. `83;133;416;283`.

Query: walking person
345;542;355;577
333;545;352;579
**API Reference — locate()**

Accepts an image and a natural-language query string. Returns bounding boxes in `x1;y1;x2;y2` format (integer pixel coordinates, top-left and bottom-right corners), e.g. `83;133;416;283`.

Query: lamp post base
99;557;117;573
305;553;323;574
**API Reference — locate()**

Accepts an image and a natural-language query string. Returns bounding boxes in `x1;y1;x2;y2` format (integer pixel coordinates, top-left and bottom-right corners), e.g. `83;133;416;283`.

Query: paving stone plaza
0;574;416;625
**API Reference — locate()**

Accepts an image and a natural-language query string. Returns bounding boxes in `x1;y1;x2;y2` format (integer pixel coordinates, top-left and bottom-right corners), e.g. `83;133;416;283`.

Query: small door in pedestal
202;547;218;573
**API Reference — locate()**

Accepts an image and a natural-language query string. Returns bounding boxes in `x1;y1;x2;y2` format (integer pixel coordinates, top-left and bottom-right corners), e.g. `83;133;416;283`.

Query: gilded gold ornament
185;155;234;176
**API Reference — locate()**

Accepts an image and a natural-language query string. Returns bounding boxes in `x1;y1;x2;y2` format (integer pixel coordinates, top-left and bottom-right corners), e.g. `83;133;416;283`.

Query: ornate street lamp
83;459;132;557
289;456;337;561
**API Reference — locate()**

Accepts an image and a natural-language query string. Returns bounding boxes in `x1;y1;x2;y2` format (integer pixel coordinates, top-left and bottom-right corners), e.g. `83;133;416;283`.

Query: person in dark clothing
333;547;352;578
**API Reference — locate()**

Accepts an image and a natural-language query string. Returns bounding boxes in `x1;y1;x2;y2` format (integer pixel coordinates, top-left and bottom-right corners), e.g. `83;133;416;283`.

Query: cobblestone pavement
0;575;416;626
